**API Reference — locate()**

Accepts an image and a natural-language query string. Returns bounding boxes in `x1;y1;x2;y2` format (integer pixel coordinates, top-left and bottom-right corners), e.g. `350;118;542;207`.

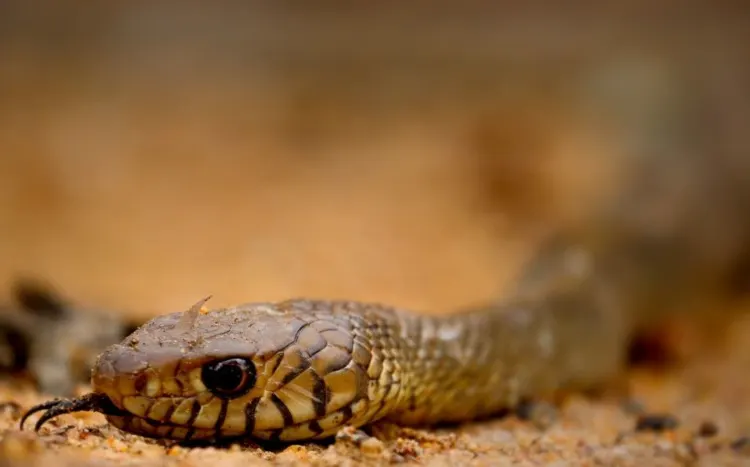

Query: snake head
23;299;384;442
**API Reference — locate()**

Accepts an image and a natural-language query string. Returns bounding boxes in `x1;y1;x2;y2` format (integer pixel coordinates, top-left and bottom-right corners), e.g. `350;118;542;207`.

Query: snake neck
384;278;631;426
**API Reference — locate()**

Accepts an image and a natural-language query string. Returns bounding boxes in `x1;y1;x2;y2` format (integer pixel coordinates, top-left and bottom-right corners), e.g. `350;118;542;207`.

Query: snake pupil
201;357;255;398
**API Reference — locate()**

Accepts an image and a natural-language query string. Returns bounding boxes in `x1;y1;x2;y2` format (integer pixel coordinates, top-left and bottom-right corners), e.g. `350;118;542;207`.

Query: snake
16;142;749;444
19;224;707;443
15;64;750;446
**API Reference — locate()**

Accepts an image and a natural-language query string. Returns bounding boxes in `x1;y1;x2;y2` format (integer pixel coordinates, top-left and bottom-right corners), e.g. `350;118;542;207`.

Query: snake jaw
19;392;126;433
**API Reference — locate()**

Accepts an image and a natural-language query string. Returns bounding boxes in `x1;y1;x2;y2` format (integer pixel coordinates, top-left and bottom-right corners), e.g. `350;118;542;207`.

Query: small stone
390;453;406;463
730;436;750;455
108;438;129;452
393;437;423;459
635;413;679;432
0;431;43;460
0;401;23;419
620;398;646;415
277;445;309;462
515;400;558;430
360;437;385;457
335;426;371;445
697;420;719;438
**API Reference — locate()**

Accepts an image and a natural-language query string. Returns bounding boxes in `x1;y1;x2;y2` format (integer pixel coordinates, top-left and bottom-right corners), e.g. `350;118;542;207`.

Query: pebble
393;437;423;459
0;401;22;419
515;400;558;430
359;437;385;457
620;398;646;416
730;436;750;456
697;420;719;438
0;431;43;461
335;426;371;445
634;414;679;432
276;445;310;463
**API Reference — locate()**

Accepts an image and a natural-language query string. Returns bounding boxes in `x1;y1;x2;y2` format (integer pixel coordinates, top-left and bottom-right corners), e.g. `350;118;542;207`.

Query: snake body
17;69;750;445
87;282;629;442
18;222;747;443
18;137;749;443
20;232;653;443
20;197;748;443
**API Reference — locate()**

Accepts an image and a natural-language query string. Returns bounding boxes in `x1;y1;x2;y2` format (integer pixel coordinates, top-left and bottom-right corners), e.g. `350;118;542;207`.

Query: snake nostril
92;344;151;404
97;345;148;375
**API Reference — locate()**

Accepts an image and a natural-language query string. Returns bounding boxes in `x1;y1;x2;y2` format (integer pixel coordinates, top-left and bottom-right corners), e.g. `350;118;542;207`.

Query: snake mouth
19;393;221;441
104;412;220;442
109;413;263;443
19;392;128;433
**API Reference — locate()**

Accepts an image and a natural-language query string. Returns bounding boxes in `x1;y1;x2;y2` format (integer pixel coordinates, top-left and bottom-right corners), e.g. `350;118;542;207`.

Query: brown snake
18;226;714;443
18;295;622;442
17;152;750;443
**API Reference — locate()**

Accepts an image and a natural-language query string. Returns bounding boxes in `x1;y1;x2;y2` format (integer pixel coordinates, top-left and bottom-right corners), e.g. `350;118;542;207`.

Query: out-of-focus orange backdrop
1;2;748;319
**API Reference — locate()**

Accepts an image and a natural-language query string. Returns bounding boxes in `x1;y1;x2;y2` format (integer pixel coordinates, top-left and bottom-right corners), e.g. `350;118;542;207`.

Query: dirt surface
1;3;750;466
2;310;750;466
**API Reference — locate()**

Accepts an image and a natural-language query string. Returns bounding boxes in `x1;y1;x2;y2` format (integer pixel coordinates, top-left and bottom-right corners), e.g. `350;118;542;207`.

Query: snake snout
91;344;153;406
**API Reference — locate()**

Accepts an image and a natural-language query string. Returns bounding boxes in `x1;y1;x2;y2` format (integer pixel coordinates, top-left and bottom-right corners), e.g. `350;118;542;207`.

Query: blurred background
1;1;749;321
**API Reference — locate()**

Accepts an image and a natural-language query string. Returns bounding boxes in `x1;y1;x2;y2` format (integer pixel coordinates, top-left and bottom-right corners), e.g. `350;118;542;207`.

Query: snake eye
201;357;255;398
